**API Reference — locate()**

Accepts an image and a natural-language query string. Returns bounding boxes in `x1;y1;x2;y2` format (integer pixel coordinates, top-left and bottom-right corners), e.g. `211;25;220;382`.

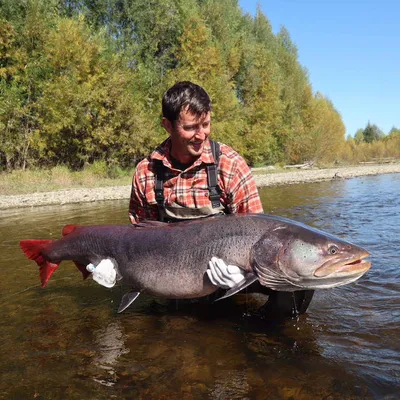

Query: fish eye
328;245;339;255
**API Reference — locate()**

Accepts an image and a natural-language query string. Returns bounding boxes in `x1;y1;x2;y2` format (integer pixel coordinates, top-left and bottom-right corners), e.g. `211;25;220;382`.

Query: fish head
252;220;371;290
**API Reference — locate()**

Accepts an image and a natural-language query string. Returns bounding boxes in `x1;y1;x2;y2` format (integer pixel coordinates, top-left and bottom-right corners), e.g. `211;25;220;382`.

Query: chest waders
154;140;226;223
153;140;226;305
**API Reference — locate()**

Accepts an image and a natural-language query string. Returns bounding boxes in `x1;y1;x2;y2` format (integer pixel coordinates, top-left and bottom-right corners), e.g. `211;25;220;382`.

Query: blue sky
239;0;399;136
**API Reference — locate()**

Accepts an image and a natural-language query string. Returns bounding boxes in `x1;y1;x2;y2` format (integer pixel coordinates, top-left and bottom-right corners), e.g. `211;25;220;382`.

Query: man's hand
207;257;246;289
86;259;117;288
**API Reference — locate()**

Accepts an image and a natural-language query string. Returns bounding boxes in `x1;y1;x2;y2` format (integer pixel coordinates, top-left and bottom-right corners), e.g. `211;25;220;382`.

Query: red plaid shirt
129;138;263;223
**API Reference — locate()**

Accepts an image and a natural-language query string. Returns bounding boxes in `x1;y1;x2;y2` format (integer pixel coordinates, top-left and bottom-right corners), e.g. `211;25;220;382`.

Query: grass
0;163;134;196
2;158;398;196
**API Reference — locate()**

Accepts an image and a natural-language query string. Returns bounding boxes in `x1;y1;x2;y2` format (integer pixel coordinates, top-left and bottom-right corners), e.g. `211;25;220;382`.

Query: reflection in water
1;174;399;398
92;321;129;387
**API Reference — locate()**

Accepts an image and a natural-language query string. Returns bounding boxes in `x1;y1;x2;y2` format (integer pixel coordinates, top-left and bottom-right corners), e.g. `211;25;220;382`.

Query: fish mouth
314;250;371;278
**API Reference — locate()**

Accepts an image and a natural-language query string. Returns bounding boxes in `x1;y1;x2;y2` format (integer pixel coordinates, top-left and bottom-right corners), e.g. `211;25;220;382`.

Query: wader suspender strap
154;160;165;221
207;140;222;208
154;140;222;220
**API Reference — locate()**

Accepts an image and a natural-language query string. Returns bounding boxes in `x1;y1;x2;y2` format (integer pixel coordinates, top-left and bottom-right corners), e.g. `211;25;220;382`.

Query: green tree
0;1;57;170
0;79;28;170
200;0;245;79
0;0;352;170
276;26;315;160
253;4;276;48
36;16;156;168
239;43;283;164
166;15;243;150
363;122;384;143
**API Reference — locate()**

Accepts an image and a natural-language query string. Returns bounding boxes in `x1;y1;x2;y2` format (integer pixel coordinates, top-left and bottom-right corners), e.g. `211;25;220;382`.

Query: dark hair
162;81;211;122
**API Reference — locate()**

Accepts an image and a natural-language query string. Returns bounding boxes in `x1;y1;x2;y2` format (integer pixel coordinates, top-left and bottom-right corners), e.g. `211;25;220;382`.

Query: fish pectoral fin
73;261;91;281
214;275;258;302
117;291;140;313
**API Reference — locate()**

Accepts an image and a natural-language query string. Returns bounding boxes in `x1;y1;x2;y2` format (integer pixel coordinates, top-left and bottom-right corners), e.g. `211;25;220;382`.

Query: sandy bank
1;163;399;210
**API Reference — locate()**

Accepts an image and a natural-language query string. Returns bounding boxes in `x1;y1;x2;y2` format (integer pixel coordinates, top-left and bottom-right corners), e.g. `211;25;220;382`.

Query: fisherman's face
162;108;211;164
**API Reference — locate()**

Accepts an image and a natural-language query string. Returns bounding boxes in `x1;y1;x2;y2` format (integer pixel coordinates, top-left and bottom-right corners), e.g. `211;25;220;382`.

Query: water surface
1;174;399;399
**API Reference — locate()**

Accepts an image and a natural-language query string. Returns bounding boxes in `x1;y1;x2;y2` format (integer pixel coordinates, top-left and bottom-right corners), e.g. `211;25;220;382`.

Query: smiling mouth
314;251;371;277
190;142;203;151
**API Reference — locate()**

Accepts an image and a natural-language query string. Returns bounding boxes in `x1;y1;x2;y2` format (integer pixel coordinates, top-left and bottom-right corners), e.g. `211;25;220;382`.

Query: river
1;173;399;399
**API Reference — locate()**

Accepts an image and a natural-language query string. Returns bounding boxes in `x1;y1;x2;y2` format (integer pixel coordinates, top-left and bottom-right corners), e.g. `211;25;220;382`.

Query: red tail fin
20;240;60;288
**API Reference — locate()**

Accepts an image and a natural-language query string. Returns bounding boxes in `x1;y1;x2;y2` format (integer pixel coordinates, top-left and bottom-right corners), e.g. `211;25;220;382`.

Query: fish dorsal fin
62;225;79;236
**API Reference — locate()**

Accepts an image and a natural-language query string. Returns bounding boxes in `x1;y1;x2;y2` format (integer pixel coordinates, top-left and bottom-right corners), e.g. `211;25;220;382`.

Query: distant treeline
1;0;399;172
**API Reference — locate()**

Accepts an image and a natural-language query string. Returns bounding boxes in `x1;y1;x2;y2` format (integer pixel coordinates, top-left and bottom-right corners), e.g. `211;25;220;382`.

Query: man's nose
195;126;208;140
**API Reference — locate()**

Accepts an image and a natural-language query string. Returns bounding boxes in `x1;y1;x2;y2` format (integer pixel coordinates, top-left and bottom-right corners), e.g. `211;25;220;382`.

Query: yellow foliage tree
165;15;243;151
305;93;345;164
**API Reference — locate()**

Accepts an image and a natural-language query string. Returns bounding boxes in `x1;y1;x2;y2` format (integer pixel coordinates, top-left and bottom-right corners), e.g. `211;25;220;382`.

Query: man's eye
202;122;210;129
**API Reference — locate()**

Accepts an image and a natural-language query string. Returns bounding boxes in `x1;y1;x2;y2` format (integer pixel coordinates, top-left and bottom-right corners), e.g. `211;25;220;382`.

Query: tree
0;79;29;170
276;26;315;160
388;126;400;137
354;129;364;144
0;0;349;170
253;4;276;49
291;93;345;164
363;122;384;143
0;2;57;170
36;16;157;168
200;0;245;79
166;15;243;150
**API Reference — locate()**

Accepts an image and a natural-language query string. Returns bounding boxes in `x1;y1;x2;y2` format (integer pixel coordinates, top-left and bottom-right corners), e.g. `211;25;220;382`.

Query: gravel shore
1;163;399;210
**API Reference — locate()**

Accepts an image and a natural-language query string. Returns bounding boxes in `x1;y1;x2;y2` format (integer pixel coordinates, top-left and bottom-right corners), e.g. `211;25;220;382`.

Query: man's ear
161;117;173;135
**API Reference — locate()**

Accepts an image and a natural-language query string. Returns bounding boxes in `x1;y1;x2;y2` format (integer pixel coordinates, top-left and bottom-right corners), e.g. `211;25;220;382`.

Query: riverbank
1;163;399;210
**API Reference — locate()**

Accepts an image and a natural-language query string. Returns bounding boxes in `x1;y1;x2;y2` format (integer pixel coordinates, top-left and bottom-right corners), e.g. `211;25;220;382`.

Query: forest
1;0;399;172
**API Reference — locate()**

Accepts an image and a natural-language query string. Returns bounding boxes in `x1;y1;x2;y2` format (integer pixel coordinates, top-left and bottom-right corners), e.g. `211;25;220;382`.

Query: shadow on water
1;175;399;398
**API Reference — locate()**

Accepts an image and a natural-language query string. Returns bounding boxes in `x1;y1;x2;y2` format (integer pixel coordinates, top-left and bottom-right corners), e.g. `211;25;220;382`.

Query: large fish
20;214;371;312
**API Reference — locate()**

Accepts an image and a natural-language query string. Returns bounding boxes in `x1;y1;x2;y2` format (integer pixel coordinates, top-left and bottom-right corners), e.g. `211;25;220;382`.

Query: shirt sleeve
128;160;159;224
223;155;264;214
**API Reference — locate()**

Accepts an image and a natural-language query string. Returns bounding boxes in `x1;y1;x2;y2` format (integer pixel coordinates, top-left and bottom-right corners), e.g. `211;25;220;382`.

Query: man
128;81;263;224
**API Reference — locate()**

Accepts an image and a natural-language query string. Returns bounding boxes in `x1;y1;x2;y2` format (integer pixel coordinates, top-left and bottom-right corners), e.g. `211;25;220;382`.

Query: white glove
86;259;117;288
206;257;246;289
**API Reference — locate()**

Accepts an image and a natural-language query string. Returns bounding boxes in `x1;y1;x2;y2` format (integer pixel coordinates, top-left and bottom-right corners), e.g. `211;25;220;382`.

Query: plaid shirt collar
150;138;216;170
